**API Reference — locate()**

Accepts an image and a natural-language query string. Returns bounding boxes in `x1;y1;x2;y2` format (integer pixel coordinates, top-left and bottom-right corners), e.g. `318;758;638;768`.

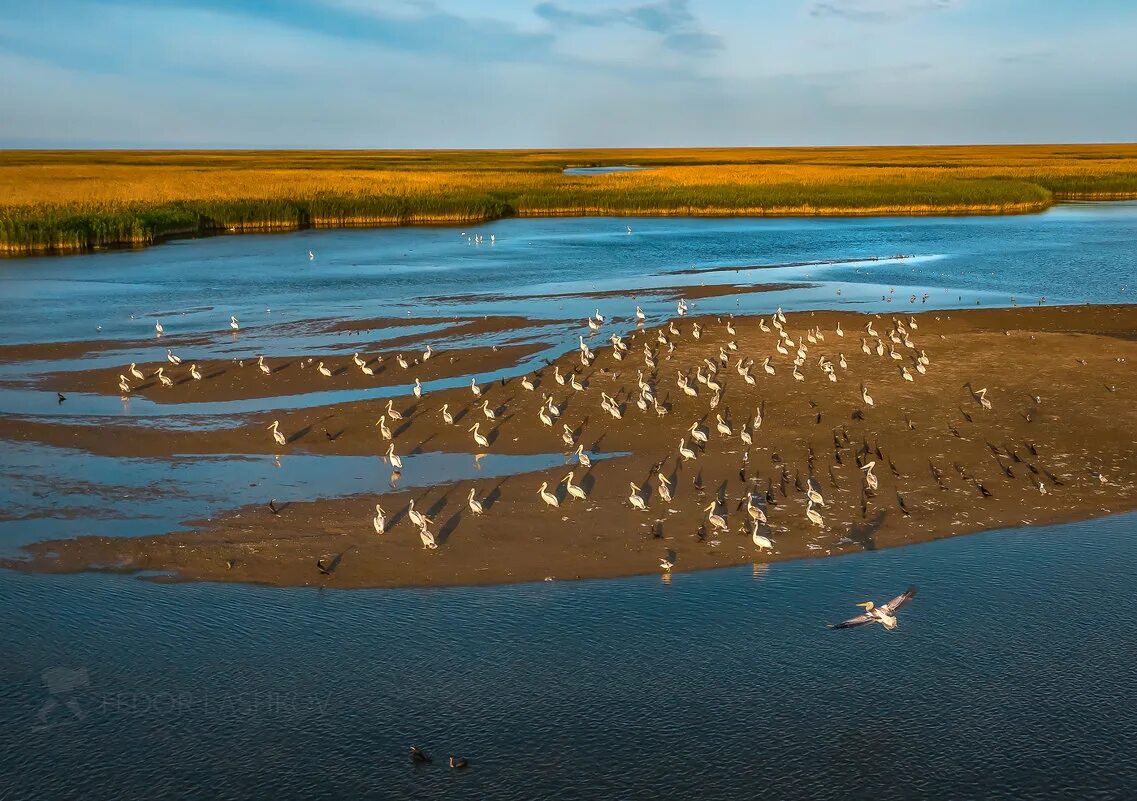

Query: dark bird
896;492;911;516
815;412;822;425
949;425;962;438
834;449;843;466
851;408;865;421
411;747;432;764
976;481;993;498
268;499;281;515
794;471;806;493
1027;441;1039;457
765;479;776;506
888;459;901;479
449;756;469;770
997;460;1014;479
57;392;66;404
928;461;943;482
316;559;331;575
1042;467;1064;486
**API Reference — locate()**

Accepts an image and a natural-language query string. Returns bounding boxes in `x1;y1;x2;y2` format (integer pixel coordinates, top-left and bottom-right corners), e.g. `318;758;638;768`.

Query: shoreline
3;304;1134;589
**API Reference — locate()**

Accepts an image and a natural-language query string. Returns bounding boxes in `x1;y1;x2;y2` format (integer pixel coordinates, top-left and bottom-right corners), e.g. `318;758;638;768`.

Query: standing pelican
716;414;732;437
385;444;402;471
155;367;173;387
419;524;438;550
575;444;591;468
480;399;495;420
521;375;535;391
268;420;286;446
155;320;164;336
635;305;646;322
806;500;824;527
372;503;387;534
129;362;144;380
317;361;332;377
689;422;708;444
762;357;775;376
469;423;490;449
861;385;874;407
407;499;429;528
385;399;403;421
470;378;482;397
258;355;271;375
704;502;728;532
441;404;453;425
628;482;647;511
118;375;131;393
467;488;484;514
189;364;202;380
413;378;423;398
678;438;696;461
828;587;918;630
862;461;879;491
166;349;182;366
562;472;587;500
538;482;560;508
375;416;392;440
657;474;673;503
975;387;992;410
230;315;239;331
751;523;773;551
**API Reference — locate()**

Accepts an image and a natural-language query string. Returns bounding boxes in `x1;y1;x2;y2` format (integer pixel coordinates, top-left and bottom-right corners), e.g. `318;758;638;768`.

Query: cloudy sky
1;0;1134;147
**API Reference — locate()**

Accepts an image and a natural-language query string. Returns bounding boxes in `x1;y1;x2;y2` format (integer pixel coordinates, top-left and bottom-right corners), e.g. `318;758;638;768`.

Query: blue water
562;165;646;174
2;204;1136;799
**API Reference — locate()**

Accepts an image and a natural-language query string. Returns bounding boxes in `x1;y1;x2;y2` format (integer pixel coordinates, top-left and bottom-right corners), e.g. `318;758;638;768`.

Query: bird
257;355;271;375
862;461;879;491
828;587;918;630
678;438;696;461
440;403;453;425
635;305;646;322
268;499;281;515
628;483;647;511
316;559;331;576
372;503;386;534
467;488;484;514
805;500;824;527
230;315;239;331
268;420;286;445
689;422;708;444
154;320;164;336
562;472;587;500
975;387;992;410
470;377;482;397
521;375;535;392
449;756;468;770
117;375;131;394
154;367;173;387
704;502;728;532
751;523;773;551
469;422;490;449
56;392;67;404
657;474;673;504
385;444;402;470
385;399;404;421
861;385;874;407
407;499;430;529
189;364;202;380
317;361;332;377
574;444;591;468
538;481;560;508
480;399;496;420
413;378;422;398
166;349;182;366
375;416;392;440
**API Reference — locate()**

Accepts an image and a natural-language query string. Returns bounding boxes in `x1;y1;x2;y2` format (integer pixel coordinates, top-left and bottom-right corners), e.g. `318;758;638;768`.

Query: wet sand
4;304;1136;588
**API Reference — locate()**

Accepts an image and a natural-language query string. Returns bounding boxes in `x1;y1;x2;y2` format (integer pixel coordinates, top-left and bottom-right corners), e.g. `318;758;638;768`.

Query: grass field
2;144;1136;255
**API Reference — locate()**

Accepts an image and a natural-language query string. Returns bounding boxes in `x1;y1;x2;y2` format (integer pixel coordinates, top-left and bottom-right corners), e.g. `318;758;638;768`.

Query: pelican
727;320;736;336
657;474;672;503
975;387;992;410
407;499;428;528
385;444;402;470
689;422;708;444
762;357;775;376
704;502;728;532
408;378;420;399
521;375;535;391
118;375;131;393
776;307;787;324
469;378;482;397
481;399;496;420
155;367;173;387
166;349;182;366
397;354;409;370
759;318;770;333
751;523;773;551
538;407;553;427
836;322;844;337
422;344;434;361
546;396;560;418
753;407;763;429
587;316;601;332
385;399;403;421
308;249;315;261
635;305;646;322
740;428;753;446
375;416;392;440
360;361;375;376
155;320;164;336
862;461;879;491
538;481;560;508
861;338;871;356
692;323;702;340
792;365;804;382
828;587;917;630
876;339;885;357
839;354;848;370
268;420;286;446
230;315;239;331
189;364;202;381
469;423;489;448
806;482;825;506
562;472;587;500
129;362;144;380
575;444;591;468
467;488;484;514
776;341;789;356
746;496;767;524
909;317;918;330
258;355;271;375
861;385;874;407
594;308;605;323
372;503;387;534
419;524;438;550
866;321;877;338
678;438;697;461
806;500;824;527
660;558;673;573
716;414;732;437
900;366;914;382
570;373;585;392
889;346;903;361
554;365;566;386
317;361;332;377
441;403;453;425
628;482;647;511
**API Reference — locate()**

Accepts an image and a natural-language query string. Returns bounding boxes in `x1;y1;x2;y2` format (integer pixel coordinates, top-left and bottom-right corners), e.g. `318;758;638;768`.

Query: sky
1;0;1134;148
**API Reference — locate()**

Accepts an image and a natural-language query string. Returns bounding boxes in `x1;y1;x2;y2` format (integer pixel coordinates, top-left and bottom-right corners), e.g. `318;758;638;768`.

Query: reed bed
2;145;1135;255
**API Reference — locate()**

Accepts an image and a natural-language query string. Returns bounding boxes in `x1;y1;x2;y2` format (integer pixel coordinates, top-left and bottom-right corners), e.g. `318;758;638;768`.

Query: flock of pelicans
113;298;950;632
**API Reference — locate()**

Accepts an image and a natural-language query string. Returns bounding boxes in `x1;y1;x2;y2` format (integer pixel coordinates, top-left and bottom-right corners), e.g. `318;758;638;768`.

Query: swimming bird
308;249;315;261
155;320;164;336
538;481;560;508
562;472;587;500
467;488;484;514
268;420;286;446
317;362;332;377
828;587;917;630
230;315;239;331
449;756;468;770
469;422;490;449
628;482;647;511
372;503;386;534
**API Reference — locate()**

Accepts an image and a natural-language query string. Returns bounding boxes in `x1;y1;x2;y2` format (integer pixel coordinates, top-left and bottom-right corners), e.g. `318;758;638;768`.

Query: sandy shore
4;304;1136;588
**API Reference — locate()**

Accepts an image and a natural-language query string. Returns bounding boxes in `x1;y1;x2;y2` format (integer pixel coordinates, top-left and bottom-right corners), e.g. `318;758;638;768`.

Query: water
2;204;1136;798
562;165;646;174
3;514;1136;799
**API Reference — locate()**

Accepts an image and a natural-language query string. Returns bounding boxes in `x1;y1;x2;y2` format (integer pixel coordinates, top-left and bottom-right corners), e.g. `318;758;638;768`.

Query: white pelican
385;399;403;421
753;407;763;429
776;307;787;324
575;444;591;468
361;362;375;377
441;404;453;425
776;341;789;356
562;472;587;501
657;474;672;503
806;500;824;527
587;316;601;332
155;367;173;387
419;524;438;550
308;249;315;261
118;375;131;393
689;422;708;444
759;318;770;333
422;344;434;361
268;420;286;446
352;352;365;368
538;407;553;427
129;362;144;380
889;346;903;361
706;376;722;394
678;438;696;461
692;323;701;340
385;444;402;471
317;361;332;377
375;416;392;440
704;502;728;532
413;378;423;398
836;322;844;337
166;349;182;366
546;396;560;418
727;320;736;336
594;308;604;323
828;587;917;630
660;558;673;573
230;315;239;331
763;357;775;376
746;496;767;524
900;366;914;382
397;354;410;370
467;488;484;514
839;354;848;370
975;387;992;410
635;305;646;322
538;481;560;508
554;365;566;386
155;320;164;336
469;423;490;449
806;482;825;506
189;364;202;380
258;355;271;375
408;499;428;528
628;482;647;511
861;338;871;356
752;528;774;552
521;375;535;392
372;503;386;534
909;317;918;330
570;373;584;392
792;365;804;382
740;428;753;446
866;321;877;338
862;461;879;491
481;399;495;420
861;385;874;407
715;414;732;437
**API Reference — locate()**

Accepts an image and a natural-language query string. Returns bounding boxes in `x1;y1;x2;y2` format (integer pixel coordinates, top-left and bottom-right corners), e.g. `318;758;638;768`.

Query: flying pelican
657;474;672;503
562;472;587;500
806;500;824;527
129;362;144;380
704;502;728;532
372;503;386;534
861;385;874;407
828;587;918;630
385;399;403;421
317;362;332;377
574;444;591;467
689;422;708;445
155;320;164;336
469;422;490;448
862;461;879;491
268;420;286;446
660;558;673;573
385;444;402;471
678;438;697;461
467;488;484;514
440;403;453;425
189;364;202;380
258;355;271;375
155;367;173;387
166;349;182;366
628;482;647;511
538;481;560;508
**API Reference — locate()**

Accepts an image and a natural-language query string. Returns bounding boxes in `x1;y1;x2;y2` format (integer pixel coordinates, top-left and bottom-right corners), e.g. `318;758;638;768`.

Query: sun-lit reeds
2;145;1135;255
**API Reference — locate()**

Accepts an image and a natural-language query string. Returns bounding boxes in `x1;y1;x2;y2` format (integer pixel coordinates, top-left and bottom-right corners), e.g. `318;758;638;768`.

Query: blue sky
1;0;1134;148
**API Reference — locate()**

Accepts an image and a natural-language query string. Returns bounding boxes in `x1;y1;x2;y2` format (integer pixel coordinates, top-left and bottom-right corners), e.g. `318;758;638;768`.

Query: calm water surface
2;205;1136;799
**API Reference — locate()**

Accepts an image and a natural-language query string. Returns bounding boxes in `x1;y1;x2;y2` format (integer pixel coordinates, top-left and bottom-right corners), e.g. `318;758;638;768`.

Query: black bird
771;450;782;464
997;460;1014;479
316;559;331;575
57;392;66;404
411;747;432;764
949;425;962;438
888;459;901;479
859;490;868;518
896;492;911;516
1027;441;1039;457
268;499;281;515
851;408;865;421
815;412;822;425
874;442;884;461
794;471;806;493
834;449;844;466
976;481;993;498
765;479;776;506
953;462;973;481
694;524;707;543
1027;463;1040;475
449;756;469;770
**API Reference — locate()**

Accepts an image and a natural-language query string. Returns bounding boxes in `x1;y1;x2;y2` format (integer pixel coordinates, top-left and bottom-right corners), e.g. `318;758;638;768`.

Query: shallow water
3;514;1136;800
